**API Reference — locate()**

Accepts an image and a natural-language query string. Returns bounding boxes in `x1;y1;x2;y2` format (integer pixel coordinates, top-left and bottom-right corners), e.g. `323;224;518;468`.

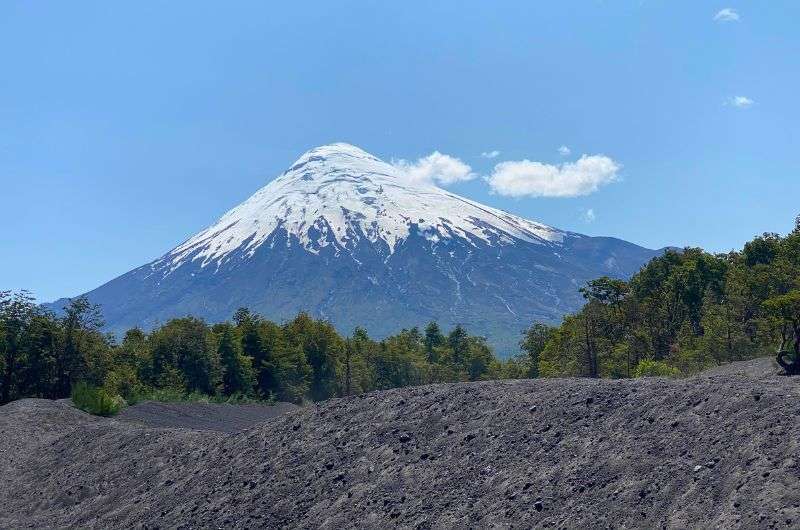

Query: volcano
47;143;661;354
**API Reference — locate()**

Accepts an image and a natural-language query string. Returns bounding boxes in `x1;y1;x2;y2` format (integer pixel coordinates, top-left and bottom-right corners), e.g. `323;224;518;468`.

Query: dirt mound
116;401;299;432
1;357;799;529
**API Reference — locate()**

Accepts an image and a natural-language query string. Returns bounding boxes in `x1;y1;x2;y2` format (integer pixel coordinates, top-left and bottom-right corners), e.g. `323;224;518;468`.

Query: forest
537;217;800;378
0;295;526;409
1;218;798;411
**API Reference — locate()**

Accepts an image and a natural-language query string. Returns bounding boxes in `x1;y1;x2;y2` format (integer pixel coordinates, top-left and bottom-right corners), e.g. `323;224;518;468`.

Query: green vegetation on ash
536;215;800;378
0;296;527;414
1;217;799;415
71;381;124;417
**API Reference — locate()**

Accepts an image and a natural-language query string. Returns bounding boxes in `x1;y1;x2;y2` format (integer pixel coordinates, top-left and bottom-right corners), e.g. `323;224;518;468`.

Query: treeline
532;218;800;378
0;298;529;406
3;219;798;407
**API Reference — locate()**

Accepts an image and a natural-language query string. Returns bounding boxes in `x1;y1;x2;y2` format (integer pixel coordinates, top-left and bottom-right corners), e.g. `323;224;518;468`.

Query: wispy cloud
727;95;754;108
486;155;621;198
392;151;475;186
582;208;596;223
558;145;571;156
714;8;740;22
481;150;500;159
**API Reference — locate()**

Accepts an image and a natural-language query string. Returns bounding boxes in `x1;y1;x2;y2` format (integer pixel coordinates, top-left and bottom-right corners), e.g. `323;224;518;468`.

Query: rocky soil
1;357;799;529
116;401;299;433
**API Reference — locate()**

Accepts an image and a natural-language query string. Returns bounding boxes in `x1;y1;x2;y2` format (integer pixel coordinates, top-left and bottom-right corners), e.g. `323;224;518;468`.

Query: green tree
56;296;106;397
1;291;38;403
448;324;470;366
373;334;426;389
520;323;554;378
284;313;343;401
464;336;494;381
150;317;220;394
217;324;254;395
344;327;371;396
20;313;59;398
424;322;446;362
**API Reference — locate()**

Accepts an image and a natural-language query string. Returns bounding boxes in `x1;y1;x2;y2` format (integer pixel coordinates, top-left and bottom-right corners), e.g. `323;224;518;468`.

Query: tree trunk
1;350;12;404
345;349;352;396
776;326;800;376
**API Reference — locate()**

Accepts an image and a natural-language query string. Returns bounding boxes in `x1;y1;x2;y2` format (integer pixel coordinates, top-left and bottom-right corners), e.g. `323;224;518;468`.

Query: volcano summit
49;143;661;353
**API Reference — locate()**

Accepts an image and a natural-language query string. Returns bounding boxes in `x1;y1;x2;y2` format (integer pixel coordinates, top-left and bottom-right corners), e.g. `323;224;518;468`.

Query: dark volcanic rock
116;400;299;432
1;358;798;529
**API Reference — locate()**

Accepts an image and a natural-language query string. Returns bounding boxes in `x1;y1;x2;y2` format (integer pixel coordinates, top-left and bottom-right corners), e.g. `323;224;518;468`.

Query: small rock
534;500;543;512
693;465;704;473
529;405;537;413
398;433;411;443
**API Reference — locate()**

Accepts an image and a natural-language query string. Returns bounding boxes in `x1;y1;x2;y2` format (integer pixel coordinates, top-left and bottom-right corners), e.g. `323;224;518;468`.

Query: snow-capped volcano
164;143;563;271
48;143;662;354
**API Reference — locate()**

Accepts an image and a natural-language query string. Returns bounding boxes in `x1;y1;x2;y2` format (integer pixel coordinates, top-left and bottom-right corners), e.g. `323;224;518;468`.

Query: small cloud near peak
486;155;621;198
727;95;754;108
714;8;740;22
558;145;571;156
481;150;500;159
392;151;475;186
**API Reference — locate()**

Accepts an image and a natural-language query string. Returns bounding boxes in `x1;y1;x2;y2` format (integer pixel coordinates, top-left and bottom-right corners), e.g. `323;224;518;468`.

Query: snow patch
161;143;566;271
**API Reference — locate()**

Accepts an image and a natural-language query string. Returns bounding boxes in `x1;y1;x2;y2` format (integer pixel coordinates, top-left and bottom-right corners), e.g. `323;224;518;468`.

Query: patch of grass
126;388;273;406
633;359;680;378
71;382;125;416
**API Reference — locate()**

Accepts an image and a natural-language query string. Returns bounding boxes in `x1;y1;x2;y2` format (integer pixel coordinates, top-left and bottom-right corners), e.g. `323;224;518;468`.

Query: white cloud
392;151;475;186
714;8;740;22
727;95;754;108
481;150;500;159
486;155;621;198
582;208;596;223
558;145;571;156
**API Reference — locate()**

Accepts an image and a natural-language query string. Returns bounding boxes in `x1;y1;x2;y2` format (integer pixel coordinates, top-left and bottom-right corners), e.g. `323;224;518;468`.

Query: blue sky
2;1;798;302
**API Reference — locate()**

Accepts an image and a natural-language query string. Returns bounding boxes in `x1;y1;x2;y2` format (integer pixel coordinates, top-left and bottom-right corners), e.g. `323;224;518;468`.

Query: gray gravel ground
116;401;299;432
1;357;799;529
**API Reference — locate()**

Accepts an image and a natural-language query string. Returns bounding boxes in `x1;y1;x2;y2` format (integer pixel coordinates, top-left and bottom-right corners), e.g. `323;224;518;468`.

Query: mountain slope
47;143;662;353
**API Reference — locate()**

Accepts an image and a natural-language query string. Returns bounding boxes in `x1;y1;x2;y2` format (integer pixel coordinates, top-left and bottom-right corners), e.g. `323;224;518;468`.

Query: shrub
103;365;144;400
71;382;125;416
633;359;680;378
125;387;272;406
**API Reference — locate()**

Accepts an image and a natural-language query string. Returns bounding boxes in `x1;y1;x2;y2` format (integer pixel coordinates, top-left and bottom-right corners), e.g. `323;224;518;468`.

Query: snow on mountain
46;143;662;355
162;143;565;271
